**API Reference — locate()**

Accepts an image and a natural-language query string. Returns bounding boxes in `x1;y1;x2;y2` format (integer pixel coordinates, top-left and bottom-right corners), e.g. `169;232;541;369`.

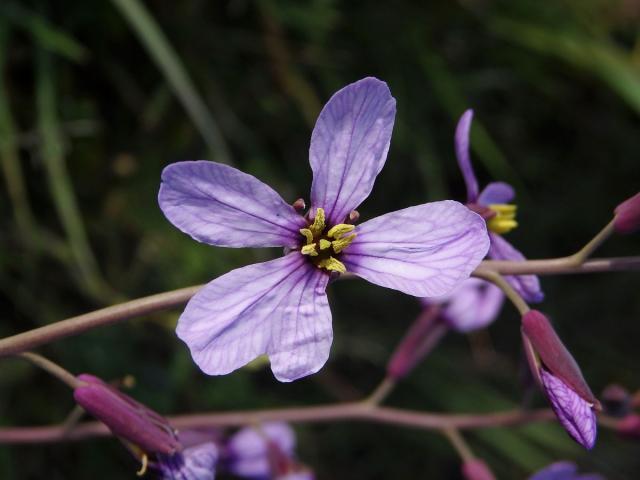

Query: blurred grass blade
0;21;36;238
491;18;640;114
418;51;527;194
36;47;114;302
111;0;232;164
0;4;87;62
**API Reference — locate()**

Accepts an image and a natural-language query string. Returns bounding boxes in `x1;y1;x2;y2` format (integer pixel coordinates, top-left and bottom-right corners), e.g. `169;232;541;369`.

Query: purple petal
488;233;544;303
440;278;504;333
309;77;396;225
455;109;479;203
341;201;489;297
528;461;578;480
540;369;597;450
477;181;515;206
159;161;306;248
176;254;332;382
160;442;219;480
228;422;295;478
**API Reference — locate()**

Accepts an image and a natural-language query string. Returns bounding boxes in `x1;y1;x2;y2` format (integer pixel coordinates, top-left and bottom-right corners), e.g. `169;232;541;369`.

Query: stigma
299;207;356;273
487;203;518;234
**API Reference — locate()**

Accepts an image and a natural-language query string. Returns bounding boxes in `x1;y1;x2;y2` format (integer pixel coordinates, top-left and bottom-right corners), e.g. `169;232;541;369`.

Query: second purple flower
159;77;490;382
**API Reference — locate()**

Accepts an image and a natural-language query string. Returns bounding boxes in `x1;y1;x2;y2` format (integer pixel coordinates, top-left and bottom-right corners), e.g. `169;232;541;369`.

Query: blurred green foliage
1;0;640;478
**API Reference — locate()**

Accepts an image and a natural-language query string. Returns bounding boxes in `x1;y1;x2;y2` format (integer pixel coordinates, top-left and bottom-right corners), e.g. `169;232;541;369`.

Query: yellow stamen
318;239;332;250
299;228;314;245
317;256;346;273
309;208;326;236
487;203;518;234
301;244;318;256
331;233;356;253
136;453;148;477
327;223;355;239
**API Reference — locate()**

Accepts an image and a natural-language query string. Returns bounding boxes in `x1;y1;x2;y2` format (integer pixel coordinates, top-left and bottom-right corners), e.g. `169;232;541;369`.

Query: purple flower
224;422;312;479
159;78;490;382
455;110;543;303
158;442;219;480
528;461;604;480
521;311;600;449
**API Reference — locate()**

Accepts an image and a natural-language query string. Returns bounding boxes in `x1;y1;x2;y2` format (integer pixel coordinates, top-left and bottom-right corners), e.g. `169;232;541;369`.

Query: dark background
1;0;639;478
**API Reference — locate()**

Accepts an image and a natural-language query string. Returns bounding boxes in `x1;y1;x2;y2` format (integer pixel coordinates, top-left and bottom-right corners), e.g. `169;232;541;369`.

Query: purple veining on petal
454;109;479;203
309;77;396;226
159;161;306;248
540;369;597;450
477;181;515;206
489;232;544;303
341;200;489;297
227;422;295;478
176;254;332;382
158;442;218;480
437;278;504;333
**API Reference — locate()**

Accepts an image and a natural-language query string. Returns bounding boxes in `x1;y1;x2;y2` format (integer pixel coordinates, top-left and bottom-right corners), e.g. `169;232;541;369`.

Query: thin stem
570;219;616;264
473;270;529;315
0;285;201;357
442;427;475;462
363;377;396;406
17;352;79;389
480;256;640;275
0;405;556;444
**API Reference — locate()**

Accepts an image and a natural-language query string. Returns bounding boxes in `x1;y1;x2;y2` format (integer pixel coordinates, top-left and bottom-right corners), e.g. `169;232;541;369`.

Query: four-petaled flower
159;77;490;382
455;110;543;303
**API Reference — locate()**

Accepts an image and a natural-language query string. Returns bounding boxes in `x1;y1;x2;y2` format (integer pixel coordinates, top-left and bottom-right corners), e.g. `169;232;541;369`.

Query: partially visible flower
157;441;219;480
521;311;600;449
528;461;604;480
614;191;640;234
159;78;490;382
454;110;543;303
223;422;312;479
461;459;496;480
616;414;640;440
73;374;183;474
600;383;631;417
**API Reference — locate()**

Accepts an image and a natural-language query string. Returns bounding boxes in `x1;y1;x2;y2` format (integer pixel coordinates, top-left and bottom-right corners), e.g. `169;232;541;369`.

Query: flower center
299;207;356;273
487;203;518;234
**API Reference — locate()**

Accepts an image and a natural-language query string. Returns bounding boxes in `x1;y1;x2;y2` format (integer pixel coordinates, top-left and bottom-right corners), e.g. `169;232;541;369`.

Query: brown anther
347;210;360;224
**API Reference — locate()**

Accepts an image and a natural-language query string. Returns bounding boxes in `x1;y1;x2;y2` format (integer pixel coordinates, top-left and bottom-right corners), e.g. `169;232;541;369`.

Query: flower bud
617;414;640;440
521;311;599;449
601;384;631;417
386;306;447;380
74;374;181;456
461;459;496;480
614;191;640;234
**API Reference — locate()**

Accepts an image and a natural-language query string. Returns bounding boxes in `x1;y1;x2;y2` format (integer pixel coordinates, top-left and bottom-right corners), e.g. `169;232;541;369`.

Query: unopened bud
614;192;640;234
461;459;496;480
292;198;306;213
601;384;631;417
617;414;640;440
387;306;447;380
74;374;181;455
521;311;599;449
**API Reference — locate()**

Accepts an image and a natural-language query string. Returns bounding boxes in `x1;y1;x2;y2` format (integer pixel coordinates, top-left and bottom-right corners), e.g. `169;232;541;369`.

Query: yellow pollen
317;256;346;273
331;233;356;253
309;208;326;236
136;453;148;477
301;244;318;256
318;239;332;250
299;228;314;245
487;203;518;234
327;223;355;239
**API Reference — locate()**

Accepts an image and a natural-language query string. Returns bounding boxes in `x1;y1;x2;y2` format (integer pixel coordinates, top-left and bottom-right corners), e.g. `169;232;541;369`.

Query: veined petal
176;254;332;382
341;201;489;297
159;161;306;248
440;278;504;333
159;442;219;480
309;77;396;225
455;109;479;203
540;369;597;450
488;233;544;303
478;181;515;206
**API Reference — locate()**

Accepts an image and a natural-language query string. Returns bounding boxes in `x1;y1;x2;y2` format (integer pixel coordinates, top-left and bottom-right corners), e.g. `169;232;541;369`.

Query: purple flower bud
461;459;496;480
614;191;640;234
521;311;599;449
73;374;181;456
617;414;640;440
386;306;447;380
601;383;631;417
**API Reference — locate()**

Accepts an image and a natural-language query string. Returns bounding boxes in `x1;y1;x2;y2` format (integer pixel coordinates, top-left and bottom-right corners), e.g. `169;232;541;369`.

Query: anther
136;453;148;477
309;208;326;236
327;223;355;239
292;198;306;213
318;239;332;250
317;257;346;273
301;244;318;256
